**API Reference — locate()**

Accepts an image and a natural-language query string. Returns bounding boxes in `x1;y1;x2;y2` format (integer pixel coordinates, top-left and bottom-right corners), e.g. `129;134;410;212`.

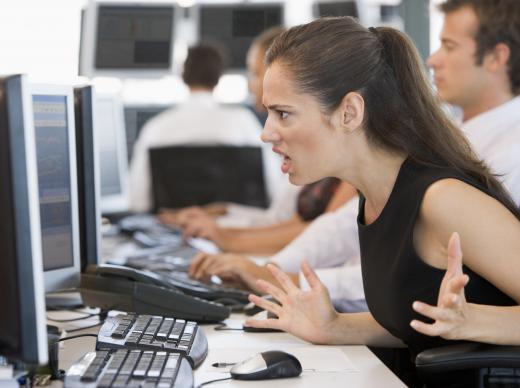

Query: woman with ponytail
244;17;520;385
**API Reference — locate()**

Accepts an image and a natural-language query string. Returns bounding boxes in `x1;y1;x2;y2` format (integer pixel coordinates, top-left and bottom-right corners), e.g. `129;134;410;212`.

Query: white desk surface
49;311;405;387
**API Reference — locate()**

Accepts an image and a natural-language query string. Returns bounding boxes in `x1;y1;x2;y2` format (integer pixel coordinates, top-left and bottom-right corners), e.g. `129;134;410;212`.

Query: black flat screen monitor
30;84;81;292
74;86;102;271
0;74;48;365
124;105;169;162
315;1;359;18
198;3;283;70
150;145;267;211
79;2;176;77
95;5;174;69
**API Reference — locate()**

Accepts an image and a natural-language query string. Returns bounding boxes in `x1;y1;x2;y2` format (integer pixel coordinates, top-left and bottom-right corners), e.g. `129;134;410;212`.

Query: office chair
149;145;268;211
415;342;520;387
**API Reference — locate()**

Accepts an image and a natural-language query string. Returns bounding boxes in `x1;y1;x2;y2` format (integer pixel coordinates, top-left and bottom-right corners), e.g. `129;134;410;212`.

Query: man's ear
484;42;511;72
334;92;364;133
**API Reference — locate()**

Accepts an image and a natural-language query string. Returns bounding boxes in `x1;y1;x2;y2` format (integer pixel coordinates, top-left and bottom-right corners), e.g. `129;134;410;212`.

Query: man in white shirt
187;0;520;312
129;44;283;212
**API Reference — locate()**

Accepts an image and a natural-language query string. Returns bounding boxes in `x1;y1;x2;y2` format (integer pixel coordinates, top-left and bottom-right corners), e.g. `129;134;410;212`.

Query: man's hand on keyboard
188;252;283;293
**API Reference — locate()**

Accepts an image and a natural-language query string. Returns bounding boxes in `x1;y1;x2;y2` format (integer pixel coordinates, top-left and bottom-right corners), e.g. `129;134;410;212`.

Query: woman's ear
335;92;364;132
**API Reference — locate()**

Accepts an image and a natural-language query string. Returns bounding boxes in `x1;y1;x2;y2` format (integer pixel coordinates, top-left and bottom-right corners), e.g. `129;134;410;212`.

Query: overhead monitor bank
79;1;176;78
314;0;360;19
79;1;286;78
197;2;284;71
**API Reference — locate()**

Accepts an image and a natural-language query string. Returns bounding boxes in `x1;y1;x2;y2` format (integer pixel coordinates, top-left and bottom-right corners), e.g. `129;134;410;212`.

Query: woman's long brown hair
266;17;520;219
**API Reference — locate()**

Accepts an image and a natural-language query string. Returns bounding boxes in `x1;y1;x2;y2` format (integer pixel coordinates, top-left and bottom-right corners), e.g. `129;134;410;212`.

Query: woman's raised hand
410;232;471;340
244;261;339;344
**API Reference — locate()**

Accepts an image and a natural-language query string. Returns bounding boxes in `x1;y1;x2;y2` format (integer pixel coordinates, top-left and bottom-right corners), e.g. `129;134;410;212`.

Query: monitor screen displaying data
33;95;74;272
199;4;283;70
95;5;174;69
315;1;359;18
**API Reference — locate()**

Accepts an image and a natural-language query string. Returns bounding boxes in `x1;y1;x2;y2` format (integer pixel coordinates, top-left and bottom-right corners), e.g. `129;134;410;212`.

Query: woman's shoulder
420;177;507;237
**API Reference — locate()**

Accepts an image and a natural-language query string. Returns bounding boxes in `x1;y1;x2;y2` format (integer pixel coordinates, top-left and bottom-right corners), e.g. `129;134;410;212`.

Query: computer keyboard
157;270;251;307
64;349;193;388
96;313;207;368
125;245;199;273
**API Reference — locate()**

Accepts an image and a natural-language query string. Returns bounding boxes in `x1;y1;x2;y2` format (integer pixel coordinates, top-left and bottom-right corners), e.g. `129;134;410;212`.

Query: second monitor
31;84;82;294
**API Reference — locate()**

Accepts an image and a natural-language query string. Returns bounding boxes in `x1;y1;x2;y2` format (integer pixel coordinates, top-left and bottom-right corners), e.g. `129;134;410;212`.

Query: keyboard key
97;373;116;388
111;375;130;388
163;342;178;350
133;351;153;377
105;351;127;374
119;351;141;375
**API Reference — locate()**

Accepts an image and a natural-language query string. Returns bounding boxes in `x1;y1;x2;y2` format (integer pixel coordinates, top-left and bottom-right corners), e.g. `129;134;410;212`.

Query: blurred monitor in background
124;105;170;163
314;0;359;18
79;2;176;78
198;3;284;71
95;93;130;215
74;86;102;271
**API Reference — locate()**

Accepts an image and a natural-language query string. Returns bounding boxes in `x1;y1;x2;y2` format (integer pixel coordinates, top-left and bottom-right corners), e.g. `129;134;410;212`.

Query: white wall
0;0;418;104
0;0;86;83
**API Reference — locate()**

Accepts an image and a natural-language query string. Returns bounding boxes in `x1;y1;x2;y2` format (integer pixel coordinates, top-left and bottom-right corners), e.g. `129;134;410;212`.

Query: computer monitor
95;93;130;214
197;3;283;71
0;74;48;365
74;86;102;270
30;84;81;293
150;145;268;211
124;104;169;163
314;0;359;18
79;1;176;78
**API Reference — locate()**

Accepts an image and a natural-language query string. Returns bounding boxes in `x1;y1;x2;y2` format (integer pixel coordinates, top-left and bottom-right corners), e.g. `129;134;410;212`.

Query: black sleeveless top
358;158;516;357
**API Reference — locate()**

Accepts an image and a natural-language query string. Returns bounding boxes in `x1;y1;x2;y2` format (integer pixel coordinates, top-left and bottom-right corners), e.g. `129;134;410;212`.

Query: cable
196;377;232;388
46;312;100;322
214;323;243;331
56;333;98;342
66;321;104;333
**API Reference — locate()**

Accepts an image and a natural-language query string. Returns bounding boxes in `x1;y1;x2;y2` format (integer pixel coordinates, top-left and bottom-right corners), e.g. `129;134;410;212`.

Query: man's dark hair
439;0;520;95
182;44;225;89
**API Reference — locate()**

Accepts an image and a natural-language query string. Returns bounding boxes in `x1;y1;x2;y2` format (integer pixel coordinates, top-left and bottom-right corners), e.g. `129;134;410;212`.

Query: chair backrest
149;145;267;211
415;343;520;387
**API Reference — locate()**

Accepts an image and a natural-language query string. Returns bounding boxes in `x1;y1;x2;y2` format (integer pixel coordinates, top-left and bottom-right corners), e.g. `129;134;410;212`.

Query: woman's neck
346;150;406;224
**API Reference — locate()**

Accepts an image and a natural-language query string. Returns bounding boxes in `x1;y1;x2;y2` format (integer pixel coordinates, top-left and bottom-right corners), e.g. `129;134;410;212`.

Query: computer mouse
242;310;282;333
230;350;302;380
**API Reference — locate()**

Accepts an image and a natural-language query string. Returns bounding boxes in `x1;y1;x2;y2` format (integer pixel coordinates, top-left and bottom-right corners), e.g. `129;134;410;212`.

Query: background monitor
124;104;169;163
0;74;48;365
150;145;267;211
79;1;176;78
74;86;102;270
95;93;130;214
198;3;283;71
314;0;359;18
30;83;81;293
